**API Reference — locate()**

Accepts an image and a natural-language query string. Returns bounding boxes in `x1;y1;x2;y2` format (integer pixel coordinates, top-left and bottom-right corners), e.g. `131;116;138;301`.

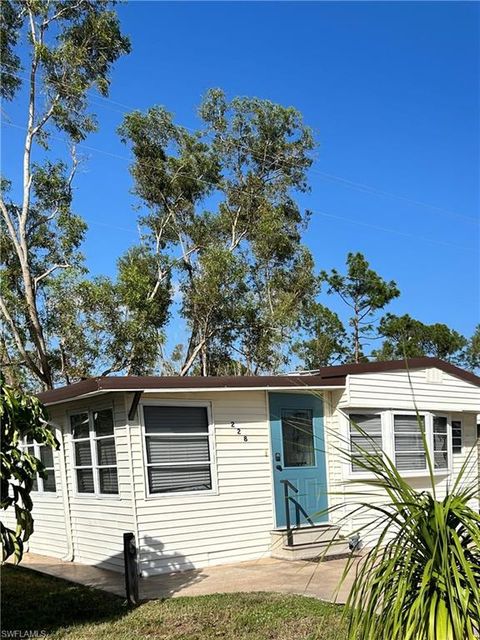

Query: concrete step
270;525;350;561
271;524;342;546
271;539;351;561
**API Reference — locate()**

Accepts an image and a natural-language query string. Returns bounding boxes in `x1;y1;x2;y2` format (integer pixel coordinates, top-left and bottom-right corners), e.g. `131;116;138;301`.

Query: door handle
276;464;283;471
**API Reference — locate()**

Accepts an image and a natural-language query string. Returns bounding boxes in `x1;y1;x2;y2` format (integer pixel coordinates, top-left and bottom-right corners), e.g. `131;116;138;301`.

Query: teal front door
269;393;328;528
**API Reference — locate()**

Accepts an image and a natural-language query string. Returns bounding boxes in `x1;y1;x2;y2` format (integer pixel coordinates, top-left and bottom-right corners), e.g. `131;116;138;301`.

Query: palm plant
330;413;480;640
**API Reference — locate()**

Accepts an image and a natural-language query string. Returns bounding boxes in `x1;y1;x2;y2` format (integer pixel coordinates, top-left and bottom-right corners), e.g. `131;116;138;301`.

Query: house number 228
231;421;248;442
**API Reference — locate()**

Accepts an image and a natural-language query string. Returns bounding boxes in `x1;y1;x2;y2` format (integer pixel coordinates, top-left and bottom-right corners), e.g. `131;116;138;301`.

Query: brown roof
37;357;480;405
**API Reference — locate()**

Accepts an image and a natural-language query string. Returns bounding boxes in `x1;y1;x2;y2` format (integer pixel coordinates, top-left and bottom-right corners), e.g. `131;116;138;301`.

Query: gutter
41;385;346;407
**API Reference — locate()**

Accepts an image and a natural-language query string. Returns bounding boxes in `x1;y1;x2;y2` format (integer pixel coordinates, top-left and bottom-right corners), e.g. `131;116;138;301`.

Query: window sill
144;489;219;500
348;469;451;481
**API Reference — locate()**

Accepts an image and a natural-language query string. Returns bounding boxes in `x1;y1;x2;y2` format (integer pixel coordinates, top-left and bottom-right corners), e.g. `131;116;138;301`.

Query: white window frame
69;405;120;498
20;438;57;494
140;399;218;499
343;409;452;479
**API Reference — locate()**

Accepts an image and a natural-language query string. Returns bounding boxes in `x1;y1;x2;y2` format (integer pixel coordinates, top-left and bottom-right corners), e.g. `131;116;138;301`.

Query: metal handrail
279;479;314;546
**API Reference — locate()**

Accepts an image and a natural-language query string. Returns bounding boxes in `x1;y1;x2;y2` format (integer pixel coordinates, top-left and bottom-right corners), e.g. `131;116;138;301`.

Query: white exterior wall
16;365;479;575
47;393;135;572
129;390;274;576
326;369;480;544
4;420;70;559
341;367;480;412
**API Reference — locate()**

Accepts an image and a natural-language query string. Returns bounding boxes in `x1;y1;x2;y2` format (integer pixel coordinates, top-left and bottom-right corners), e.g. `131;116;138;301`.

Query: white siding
341;367;480;412
130;390;274;576
49;393;134;572
4;421;69;559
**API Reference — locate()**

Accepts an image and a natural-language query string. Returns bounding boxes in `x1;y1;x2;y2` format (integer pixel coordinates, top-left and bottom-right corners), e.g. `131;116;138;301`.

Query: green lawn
1;564;347;639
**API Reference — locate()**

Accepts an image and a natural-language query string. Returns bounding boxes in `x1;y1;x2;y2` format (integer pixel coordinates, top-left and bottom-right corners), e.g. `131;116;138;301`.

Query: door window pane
281;409;315;467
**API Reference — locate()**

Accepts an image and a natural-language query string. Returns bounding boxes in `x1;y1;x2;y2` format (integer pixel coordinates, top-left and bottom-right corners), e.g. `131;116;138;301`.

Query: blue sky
3;1;479;349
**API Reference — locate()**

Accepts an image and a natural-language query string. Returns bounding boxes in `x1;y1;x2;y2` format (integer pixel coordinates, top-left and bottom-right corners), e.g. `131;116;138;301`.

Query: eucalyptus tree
321;252;400;363
120;89;317;375
0;1;138;389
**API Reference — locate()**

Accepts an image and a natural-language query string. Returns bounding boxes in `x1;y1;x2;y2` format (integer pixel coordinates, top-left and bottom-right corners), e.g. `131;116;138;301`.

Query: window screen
452;420;462;455
433;416;448;469
394;414;426;471
144;406;212;494
349;414;383;472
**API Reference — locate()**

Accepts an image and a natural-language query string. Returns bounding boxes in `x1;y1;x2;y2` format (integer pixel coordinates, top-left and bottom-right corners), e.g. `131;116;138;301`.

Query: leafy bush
0;375;58;562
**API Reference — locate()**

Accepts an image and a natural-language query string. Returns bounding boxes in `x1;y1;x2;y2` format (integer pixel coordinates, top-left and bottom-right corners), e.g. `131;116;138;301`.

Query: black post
281;481;293;546
123;532;139;605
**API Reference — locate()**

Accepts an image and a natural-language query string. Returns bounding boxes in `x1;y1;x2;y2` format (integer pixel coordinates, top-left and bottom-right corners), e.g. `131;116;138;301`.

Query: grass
1;565;347;639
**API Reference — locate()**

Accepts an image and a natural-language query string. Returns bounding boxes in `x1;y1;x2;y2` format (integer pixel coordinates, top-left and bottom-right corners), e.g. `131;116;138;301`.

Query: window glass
433;416;448;469
281;409;315;467
21;439;56;493
349;414;382;472
394;415;426;471
144;406;212;494
71;409;118;495
71;413;89;439
452;421;462;455
94;410;114;437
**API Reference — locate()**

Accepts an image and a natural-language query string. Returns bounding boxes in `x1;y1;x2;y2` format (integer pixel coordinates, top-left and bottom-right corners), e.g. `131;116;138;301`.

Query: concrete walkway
17;552;355;604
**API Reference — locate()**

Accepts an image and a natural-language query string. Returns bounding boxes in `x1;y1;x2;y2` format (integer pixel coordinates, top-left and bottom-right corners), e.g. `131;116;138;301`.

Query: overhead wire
1;64;478;251
3;119;477;252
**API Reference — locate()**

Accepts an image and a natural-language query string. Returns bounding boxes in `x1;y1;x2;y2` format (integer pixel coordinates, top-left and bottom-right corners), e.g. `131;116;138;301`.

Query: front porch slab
14;552;356;604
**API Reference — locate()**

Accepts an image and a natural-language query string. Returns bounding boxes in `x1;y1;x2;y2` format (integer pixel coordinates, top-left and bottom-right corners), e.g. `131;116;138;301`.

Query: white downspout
50;419;74;562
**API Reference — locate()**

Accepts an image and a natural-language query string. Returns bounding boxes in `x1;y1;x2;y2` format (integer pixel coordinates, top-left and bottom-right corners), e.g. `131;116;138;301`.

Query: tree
1;374;58;563
119;89;317;375
0;1;131;389
465;324;480;372
373;314;468;366
293;302;349;369
320;253;400;363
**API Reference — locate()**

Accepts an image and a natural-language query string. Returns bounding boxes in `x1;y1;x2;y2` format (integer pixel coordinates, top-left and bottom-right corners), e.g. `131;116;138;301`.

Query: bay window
349;411;453;474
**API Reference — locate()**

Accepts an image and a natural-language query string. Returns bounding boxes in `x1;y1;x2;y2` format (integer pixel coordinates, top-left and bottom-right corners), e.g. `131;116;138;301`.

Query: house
16;358;480;577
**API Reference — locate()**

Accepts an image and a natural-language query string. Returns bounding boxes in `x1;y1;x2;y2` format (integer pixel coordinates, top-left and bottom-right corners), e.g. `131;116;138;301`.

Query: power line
3;120;477;252
2;64;477;225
